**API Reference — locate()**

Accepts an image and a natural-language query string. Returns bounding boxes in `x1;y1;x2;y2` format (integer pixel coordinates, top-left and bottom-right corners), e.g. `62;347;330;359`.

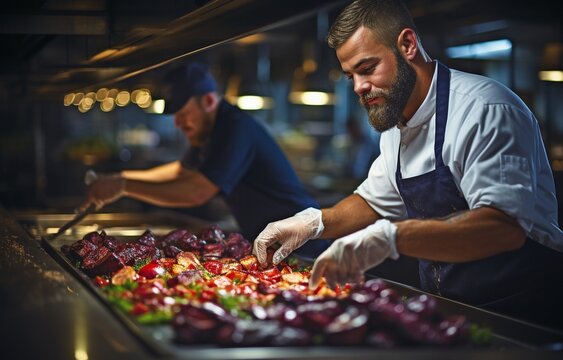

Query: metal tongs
47;170;98;241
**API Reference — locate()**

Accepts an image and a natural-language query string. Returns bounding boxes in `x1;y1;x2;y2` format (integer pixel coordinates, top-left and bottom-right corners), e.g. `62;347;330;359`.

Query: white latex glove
79;170;126;212
253;207;324;267
308;219;399;290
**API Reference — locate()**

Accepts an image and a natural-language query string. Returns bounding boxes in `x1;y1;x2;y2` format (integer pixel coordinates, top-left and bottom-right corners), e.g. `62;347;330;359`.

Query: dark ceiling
0;0;560;100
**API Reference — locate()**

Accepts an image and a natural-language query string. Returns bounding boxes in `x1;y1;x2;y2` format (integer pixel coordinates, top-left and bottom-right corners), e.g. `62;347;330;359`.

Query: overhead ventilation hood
22;0;347;98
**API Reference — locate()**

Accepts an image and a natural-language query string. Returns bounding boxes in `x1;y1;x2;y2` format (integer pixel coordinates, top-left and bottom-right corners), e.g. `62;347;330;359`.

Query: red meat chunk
82;246;124;276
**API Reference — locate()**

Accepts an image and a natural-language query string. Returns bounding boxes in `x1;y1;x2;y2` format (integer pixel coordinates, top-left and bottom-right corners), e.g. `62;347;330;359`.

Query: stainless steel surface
3;205;563;359
0;206;154;360
47;204;96;241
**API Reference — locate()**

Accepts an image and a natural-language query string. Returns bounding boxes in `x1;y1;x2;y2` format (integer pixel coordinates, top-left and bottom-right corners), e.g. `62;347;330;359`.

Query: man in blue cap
80;62;328;258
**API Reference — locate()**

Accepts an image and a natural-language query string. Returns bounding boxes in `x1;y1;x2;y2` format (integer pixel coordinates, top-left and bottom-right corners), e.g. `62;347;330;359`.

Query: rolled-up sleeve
355;143;407;221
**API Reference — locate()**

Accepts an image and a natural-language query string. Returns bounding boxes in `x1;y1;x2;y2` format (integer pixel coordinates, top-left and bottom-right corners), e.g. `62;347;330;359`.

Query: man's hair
327;0;419;50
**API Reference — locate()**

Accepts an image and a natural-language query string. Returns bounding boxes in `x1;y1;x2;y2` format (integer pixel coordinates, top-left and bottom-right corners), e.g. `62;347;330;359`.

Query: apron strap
434;61;450;168
397;61;451;177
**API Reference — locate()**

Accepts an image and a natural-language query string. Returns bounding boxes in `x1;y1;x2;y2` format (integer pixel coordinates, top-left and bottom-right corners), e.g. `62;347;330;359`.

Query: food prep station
2;205;563;360
1;0;562;359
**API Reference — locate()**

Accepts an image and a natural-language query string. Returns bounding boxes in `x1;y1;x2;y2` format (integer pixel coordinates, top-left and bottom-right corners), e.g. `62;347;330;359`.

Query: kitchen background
0;0;561;226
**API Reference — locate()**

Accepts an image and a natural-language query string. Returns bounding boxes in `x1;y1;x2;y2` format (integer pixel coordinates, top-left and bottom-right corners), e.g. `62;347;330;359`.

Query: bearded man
253;0;563;331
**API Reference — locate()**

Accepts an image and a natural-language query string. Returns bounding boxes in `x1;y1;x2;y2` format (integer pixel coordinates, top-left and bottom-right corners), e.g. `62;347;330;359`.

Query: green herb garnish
469;324;492;346
136;310;173;325
132;257;151;271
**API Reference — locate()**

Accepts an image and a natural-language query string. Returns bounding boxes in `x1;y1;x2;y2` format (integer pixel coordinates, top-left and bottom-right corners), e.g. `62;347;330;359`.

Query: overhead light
446;39;512;60
224;75;274;110
234;34;266;45
539;43;563;82
89;48;118;62
115;91;131;106
72;92;84;105
289;91;335;106
539;71;563;82
236;95;274;110
143;99;166;114
289;33;336;106
100;98;115;112
289;69;336;106
63;93;75;106
96;88;108;102
107;88;119;99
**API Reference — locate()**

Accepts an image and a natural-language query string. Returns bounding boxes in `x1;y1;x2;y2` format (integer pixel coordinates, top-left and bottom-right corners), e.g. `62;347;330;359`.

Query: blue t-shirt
182;100;328;258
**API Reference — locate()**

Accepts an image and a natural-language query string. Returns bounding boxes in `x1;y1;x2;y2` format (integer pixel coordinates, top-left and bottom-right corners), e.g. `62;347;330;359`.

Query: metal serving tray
17;211;563;359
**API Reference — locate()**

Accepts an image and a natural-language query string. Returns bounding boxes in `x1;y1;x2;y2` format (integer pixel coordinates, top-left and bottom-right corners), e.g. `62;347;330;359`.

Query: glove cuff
294;207;324;239
376;219;399;260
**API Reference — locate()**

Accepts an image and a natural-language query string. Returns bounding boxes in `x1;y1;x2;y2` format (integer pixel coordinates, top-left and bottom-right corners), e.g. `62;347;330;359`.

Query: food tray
17;211;563;358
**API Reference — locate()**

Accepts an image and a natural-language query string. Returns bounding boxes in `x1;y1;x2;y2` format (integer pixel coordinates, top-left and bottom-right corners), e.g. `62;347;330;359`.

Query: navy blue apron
395;61;563;329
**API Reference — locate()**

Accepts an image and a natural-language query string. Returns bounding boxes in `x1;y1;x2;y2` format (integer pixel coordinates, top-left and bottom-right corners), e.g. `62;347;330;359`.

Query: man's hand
308;219;399;290
79;171;125;212
253;207;324;267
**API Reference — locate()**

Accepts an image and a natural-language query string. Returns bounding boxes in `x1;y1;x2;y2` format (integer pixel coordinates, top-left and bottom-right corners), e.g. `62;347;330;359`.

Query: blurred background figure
345;116;380;179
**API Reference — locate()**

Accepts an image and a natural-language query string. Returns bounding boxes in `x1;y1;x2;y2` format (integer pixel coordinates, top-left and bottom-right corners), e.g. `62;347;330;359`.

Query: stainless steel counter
0;207;155;360
2;205;563;360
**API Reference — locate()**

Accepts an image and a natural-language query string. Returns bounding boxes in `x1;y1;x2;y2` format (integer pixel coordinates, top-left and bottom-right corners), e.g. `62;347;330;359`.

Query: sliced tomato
157;257;176;271
224;269;248;282
281;272;307;284
203;260;223;275
259;267;282;283
200;289;216;302
208;275;232;288
94;276;110;287
239;255;259;271
238;283;256;295
131;302;150;315
280;265;293;274
138;260;166;279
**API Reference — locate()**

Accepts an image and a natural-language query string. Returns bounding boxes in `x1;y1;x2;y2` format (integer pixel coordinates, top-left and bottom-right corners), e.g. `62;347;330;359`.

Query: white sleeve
354;152;408;221
457;102;536;233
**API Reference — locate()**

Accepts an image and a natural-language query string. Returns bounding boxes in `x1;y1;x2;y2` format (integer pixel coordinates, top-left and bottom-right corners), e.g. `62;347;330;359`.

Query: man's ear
397;28;418;61
201;92;219;111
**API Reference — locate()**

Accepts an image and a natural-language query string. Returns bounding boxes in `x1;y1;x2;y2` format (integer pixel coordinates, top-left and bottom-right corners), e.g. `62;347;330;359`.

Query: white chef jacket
355;61;563;252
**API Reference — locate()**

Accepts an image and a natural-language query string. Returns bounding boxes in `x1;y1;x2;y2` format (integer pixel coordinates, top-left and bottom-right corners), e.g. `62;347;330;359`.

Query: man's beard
361;50;416;132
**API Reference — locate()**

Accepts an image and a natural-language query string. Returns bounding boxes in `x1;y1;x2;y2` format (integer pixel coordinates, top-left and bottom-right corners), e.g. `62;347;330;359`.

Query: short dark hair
327;0;418;50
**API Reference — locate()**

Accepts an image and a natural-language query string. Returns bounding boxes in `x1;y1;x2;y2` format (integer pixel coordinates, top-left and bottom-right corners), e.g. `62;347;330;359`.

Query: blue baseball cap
163;62;217;114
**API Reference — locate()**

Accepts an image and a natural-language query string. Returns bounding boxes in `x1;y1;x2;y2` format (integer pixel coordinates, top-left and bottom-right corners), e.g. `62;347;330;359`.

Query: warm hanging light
237;95;274;110
64;86;156;112
289;91;335;106
95;88;108;102
78;96;95;112
72;92;84;106
288;68;336;106
539;43;563;82
225;71;274;111
143;99;165;114
100;97;115;112
137;91;152;109
107;88;119;99
63;93;75;106
115;91;131;106
539;71;563;82
288;23;336;107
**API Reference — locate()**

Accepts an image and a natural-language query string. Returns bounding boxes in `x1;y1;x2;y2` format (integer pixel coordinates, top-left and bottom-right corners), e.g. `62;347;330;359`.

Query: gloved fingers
324;268;364;290
272;242;295;265
77;196;103;214
93;199;106;211
308;255;329;290
77;199;93;214
252;224;282;266
252;239;269;267
84;169;98;186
